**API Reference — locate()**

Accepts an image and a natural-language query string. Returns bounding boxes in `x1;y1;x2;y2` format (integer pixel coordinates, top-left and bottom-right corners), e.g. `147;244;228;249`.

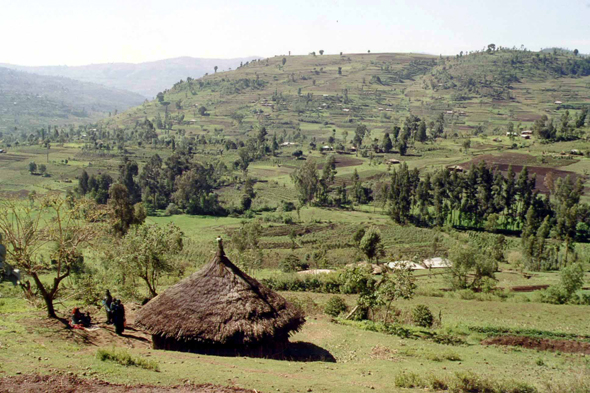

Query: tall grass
96;348;159;371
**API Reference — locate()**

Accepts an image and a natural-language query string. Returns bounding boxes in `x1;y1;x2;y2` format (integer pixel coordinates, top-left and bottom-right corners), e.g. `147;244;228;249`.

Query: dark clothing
112;302;126;335
102;293;113;324
72;310;91;327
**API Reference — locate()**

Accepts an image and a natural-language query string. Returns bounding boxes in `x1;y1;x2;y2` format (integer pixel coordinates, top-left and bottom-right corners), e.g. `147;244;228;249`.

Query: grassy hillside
1;56;260;98
0;67;145;132
2;49;590;392
104;49;590;144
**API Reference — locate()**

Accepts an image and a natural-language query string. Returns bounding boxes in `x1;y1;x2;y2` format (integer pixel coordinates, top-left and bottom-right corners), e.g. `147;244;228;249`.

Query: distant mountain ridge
0;56;260;98
0;66;145;131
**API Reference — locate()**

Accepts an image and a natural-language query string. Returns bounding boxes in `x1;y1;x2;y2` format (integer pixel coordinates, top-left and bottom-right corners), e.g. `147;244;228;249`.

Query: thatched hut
135;240;305;357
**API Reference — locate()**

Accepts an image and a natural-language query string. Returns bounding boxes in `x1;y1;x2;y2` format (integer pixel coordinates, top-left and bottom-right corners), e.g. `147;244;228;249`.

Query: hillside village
2;35;590;393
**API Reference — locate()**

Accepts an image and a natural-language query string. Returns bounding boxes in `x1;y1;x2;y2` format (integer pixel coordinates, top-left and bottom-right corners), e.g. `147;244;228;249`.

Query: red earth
0;374;259;393
462;153;585;194
482;336;590;354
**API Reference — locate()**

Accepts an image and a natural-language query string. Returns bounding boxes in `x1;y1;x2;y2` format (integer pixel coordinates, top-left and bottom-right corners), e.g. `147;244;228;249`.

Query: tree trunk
30;273;57;318
43;293;57;318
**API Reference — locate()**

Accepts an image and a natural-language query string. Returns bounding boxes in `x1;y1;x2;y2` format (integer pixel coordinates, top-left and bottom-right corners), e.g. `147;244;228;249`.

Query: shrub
412;304;434;328
96;348;159;371
540;285;570;305
394;372;425;388
278;254;308;273
324;296;348;317
164;203;180;216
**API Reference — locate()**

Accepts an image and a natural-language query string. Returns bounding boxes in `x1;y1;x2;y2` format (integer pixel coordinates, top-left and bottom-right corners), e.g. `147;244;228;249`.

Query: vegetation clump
412;304;434;328
96;348;159;371
324;296;348;317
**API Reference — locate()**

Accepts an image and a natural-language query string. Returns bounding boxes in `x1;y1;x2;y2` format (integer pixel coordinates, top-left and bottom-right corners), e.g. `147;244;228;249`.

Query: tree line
385;162;589;270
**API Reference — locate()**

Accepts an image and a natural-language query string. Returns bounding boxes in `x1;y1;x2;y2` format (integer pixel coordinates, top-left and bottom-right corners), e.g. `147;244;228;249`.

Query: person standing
102;290;113;324
112;299;126;335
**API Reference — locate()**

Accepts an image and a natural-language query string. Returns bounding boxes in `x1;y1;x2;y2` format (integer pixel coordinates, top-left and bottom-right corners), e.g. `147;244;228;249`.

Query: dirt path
0;374;260;393
482;336;590;354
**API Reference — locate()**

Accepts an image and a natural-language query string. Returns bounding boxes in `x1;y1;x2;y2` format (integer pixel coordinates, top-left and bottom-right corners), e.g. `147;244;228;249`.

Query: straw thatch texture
135;248;305;355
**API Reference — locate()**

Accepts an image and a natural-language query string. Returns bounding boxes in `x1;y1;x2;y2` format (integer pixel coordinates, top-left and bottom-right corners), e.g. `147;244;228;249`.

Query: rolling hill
0;56;260;98
0;67;145;132
104;49;590;145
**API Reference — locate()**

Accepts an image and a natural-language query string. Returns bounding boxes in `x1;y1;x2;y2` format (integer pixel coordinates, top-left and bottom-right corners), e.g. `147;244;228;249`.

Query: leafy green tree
78;170;89;195
560;263;584;297
416;120;427;142
446;247;496;290
377;263;416;322
38;164;47;175
282;58;287;66
382;133;393;153
119;158;141;204
397;139;407;156
28;161;37;174
319;50;324;55
359;227;384;262
230;220;263;270
0;195;102;318
322;154;337;184
108;184;145;237
115;223;183;297
353;124;368;148
352;227;366;247
214;66;218;73
291;160;319;204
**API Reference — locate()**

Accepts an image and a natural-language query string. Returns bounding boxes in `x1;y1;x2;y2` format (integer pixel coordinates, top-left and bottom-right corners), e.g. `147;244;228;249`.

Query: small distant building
554;101;562;104
493;138;502;142
0;149;5;153
342;108;350;112
447;165;465;172
281;141;297;146
446;110;454;114
320;145;333;152
386;158;401;164
521;130;533;135
521;134;531;139
506;132;518;137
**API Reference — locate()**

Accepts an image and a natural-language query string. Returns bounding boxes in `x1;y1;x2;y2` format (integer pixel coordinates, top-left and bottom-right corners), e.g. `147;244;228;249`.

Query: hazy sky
2;0;590;66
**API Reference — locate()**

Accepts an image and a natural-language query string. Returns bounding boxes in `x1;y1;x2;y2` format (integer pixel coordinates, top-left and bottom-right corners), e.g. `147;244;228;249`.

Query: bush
164;203;180;216
324;296;348;317
394;372;425;389
96;348;159;371
412;304;434;328
278;254;309;273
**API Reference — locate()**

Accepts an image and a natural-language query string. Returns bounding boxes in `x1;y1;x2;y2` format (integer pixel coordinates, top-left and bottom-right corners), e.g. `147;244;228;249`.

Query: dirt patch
0;153;33;162
20;303;152;350
370;345;400;361
0;190;30;199
462;153;584;194
510;285;550;292
482;336;590;354
0;374;258;393
317;156;363;170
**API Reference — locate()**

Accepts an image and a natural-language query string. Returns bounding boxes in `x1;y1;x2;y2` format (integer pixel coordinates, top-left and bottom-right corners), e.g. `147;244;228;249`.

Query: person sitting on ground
102;289;113;324
71;307;92;329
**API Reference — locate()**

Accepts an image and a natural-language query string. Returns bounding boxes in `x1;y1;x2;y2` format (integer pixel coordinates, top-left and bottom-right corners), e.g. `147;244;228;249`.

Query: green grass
96;348;159;371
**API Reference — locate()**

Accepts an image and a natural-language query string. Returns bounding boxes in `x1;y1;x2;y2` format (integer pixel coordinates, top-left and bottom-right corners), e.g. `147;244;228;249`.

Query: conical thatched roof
135;244;305;347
